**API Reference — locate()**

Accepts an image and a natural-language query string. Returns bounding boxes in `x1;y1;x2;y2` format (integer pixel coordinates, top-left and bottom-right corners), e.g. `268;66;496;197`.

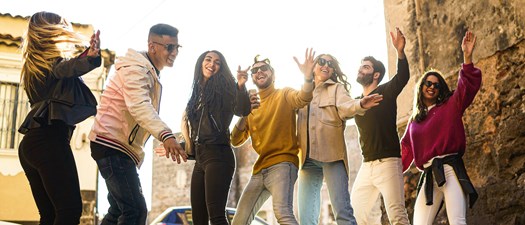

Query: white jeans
351;157;410;225
413;164;467;225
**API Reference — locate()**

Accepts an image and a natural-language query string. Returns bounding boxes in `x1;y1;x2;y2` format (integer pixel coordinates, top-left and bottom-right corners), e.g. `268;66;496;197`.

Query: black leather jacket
188;85;251;147
19;51;101;134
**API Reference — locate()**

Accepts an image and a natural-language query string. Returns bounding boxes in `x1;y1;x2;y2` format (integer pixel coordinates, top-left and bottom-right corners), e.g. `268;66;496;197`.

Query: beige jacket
297;79;366;171
89;49;173;168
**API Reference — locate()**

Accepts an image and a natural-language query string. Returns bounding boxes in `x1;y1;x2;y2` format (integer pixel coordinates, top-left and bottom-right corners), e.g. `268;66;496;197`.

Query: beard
253;75;273;89
356;72;374;86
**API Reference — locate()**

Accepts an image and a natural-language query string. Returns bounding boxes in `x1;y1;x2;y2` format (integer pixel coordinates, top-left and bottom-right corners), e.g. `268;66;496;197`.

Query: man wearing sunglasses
350;27;411;225
89;23;187;225
230;50;316;225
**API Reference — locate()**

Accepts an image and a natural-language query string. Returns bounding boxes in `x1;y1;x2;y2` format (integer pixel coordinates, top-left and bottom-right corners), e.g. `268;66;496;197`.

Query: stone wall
384;0;525;224
150;139;195;221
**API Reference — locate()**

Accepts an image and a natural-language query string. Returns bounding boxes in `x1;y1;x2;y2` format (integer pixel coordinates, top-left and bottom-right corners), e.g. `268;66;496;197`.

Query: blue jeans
298;159;357;225
92;143;147;225
232;162;299;225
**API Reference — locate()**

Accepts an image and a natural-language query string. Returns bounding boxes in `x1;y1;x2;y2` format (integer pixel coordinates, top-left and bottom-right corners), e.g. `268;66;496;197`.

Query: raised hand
293;48;316;81
163;137;188;164
237;65;251;88
461;31;476;64
360;93;383;109
87;30;100;57
390;27;406;59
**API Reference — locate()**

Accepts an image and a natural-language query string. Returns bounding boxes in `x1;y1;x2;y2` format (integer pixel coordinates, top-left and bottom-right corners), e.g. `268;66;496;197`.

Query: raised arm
53;30;101;79
390;27;406;60
462;31;476;65
286;48;316;108
234;66;252;117
453;31;482;112
384;27;410;96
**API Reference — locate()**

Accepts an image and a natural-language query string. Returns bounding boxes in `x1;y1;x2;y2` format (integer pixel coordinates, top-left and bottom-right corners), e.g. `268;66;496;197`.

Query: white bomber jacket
89;49;174;168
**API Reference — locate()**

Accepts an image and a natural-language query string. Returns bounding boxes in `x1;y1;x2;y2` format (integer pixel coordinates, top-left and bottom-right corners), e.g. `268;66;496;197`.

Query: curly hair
186;50;236;120
21;11;84;97
312;54;351;92
411;69;453;123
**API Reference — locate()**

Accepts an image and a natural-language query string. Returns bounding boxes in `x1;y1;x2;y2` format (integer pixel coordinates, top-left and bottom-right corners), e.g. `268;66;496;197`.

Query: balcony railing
0;81;29;150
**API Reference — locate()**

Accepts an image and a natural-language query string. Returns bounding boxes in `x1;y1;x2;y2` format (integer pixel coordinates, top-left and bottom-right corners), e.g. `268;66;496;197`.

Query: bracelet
305;78;313;83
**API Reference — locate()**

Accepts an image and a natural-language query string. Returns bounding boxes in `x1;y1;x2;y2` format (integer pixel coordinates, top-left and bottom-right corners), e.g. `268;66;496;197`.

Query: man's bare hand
163;138;188;164
360;94;383;109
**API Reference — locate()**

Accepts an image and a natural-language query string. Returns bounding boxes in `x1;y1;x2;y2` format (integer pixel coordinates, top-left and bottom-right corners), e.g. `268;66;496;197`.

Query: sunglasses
251;64;270;74
318;58;334;68
152;41;182;53
424;80;441;89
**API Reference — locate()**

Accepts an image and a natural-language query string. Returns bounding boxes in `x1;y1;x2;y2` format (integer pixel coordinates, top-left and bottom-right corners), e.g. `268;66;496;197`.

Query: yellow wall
0;171;39;221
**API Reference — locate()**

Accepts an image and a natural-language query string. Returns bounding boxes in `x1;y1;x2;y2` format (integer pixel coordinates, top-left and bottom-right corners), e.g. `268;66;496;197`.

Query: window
0;81;29;150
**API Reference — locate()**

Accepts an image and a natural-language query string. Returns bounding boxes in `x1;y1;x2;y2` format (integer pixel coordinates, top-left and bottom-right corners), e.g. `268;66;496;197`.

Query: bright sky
3;0;389;217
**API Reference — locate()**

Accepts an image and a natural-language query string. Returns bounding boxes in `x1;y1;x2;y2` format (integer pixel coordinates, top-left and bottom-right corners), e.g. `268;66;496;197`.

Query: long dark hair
186;50;236;120
411;70;453;122
312;54;351;92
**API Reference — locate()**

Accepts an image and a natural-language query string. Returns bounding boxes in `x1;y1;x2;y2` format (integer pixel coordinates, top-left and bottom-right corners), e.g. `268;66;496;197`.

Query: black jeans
191;144;236;225
18;123;81;225
91;142;147;225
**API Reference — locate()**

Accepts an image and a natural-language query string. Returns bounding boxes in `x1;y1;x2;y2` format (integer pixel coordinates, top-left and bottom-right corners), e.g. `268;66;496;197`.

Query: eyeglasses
151;41;181;53
424;80;441;89
251;64;270;74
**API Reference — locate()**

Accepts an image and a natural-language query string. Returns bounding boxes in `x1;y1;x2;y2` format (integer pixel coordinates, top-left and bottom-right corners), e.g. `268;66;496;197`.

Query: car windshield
157;208;267;225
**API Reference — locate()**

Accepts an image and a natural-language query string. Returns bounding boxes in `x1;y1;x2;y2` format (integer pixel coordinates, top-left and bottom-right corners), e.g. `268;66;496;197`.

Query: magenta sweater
401;63;482;171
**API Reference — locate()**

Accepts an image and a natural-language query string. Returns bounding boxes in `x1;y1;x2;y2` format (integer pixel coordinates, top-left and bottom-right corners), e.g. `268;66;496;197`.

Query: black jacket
19;51;101;134
188;85;251;147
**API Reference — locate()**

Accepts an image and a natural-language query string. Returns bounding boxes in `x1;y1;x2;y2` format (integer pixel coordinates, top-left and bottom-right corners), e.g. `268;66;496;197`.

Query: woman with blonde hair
296;53;382;224
18;11;101;225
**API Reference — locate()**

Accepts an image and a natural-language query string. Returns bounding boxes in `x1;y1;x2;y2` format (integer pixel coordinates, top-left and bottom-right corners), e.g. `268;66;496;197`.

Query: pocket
209;114;222;132
318;100;343;127
97;157;113;179
116;154;136;170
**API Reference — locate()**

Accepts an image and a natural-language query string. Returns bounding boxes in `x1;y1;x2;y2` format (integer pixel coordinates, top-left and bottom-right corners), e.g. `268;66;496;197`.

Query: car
150;206;269;225
0;222;22;225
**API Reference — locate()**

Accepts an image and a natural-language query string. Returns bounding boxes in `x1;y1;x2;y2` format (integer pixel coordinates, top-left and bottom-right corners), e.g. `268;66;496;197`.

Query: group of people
18;10;481;225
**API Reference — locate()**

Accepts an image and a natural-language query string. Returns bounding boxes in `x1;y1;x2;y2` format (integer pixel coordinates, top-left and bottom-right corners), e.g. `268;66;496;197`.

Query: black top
354;58;409;162
18;50;101;134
